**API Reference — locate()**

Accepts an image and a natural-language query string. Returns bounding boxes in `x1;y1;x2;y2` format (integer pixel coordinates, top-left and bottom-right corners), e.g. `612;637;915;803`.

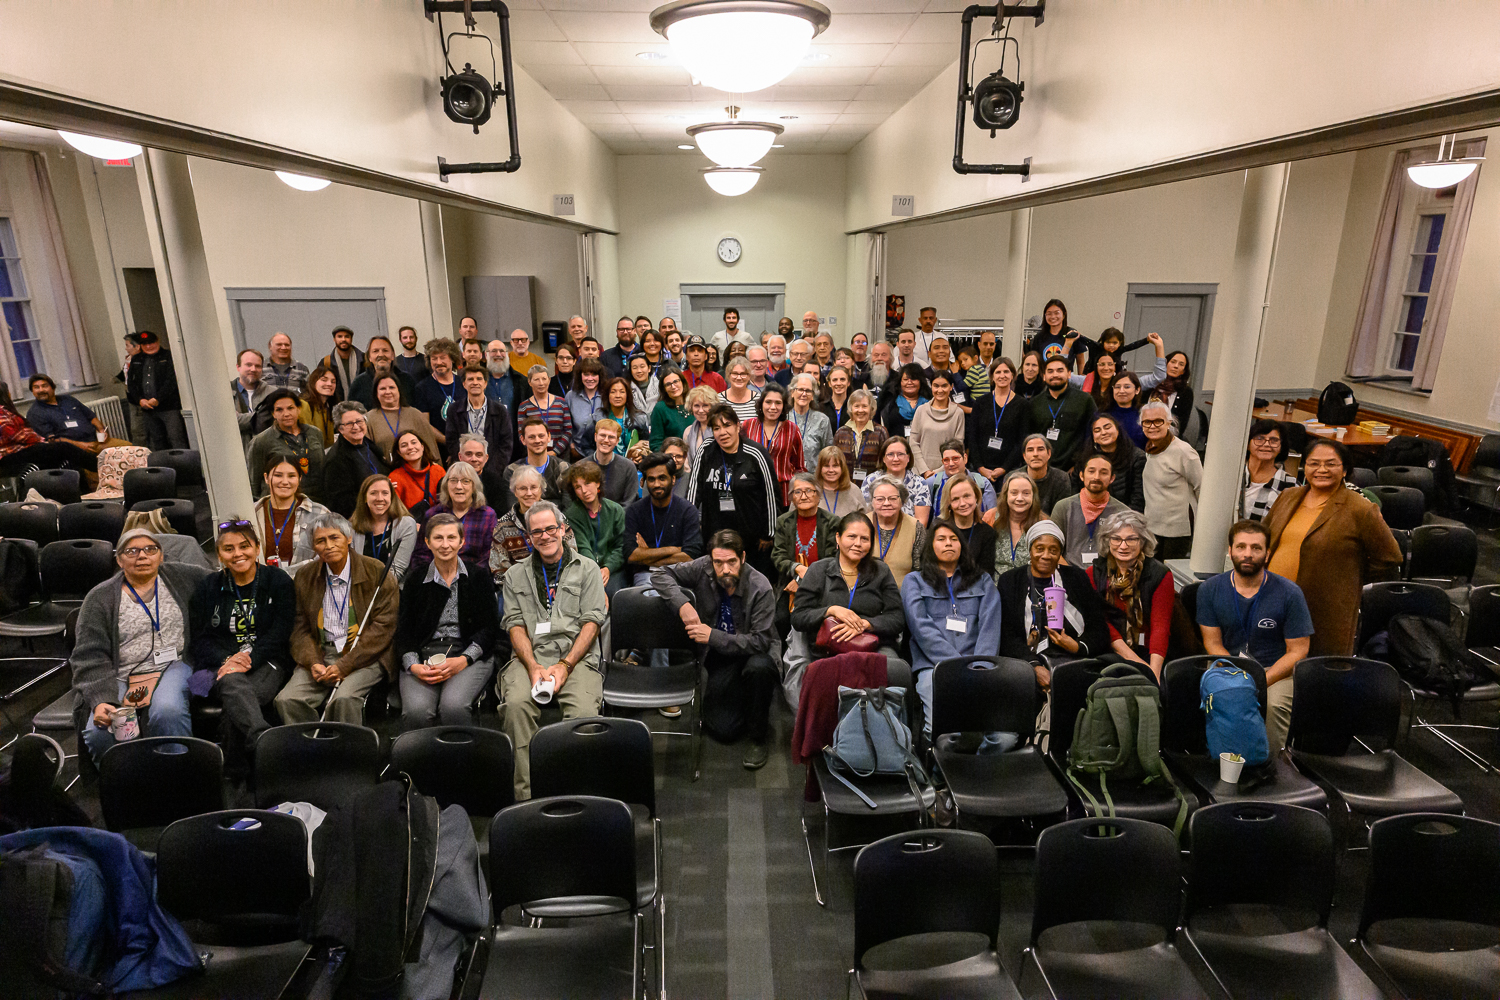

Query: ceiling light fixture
57;131;142;160
650;0;831;94
426;0;521;179
275;171;332;192
952;2;1043;176
1407;134;1484;189
688;105;784;166
702;166;762;196
678;144;695;149
637;50;670;61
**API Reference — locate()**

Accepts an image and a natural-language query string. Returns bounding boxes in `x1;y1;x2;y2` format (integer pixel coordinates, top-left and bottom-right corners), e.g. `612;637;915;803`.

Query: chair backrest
1406;523;1478;583
1287;657;1402;754
156;810;311;924
1359;813;1500;935
0;501;59;546
390;726;514;818
853;830;1000;964
1159;655;1266;754
1465;585;1500;650
1186;802;1334;925
930;656;1039;740
530;716;655;815
1378;465;1436;502
1368;484;1424;530
488;795;637;915
147;449;203;487
610;585;697;652
1031;816;1183;944
122;466;177;509
40;539;117;600
99;736;225;833
1044;659;1108;765
1472;434;1500;474
253;722;382;811
24;469;81;506
1278;421;1309;457
58;501;126;543
129;497;198;540
1356;580;1450;650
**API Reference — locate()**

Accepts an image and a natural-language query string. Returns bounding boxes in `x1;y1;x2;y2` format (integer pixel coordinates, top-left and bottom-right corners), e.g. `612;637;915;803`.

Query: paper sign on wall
552;194;576;216
663;299;682;323
891;195;915;216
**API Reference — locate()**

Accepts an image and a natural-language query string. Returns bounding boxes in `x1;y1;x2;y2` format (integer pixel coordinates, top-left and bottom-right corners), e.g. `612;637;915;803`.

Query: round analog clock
717;236;742;264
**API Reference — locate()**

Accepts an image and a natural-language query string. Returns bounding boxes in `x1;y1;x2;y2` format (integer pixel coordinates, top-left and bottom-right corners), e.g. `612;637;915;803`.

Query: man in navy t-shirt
1197;519;1313;752
624;452;703;586
25;374;107;443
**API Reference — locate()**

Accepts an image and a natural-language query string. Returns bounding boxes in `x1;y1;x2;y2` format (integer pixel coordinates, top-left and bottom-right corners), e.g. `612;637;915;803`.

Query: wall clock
717;236;742;264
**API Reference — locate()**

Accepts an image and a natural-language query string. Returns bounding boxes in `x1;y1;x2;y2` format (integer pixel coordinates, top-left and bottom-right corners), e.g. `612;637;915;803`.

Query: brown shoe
658;706;683;719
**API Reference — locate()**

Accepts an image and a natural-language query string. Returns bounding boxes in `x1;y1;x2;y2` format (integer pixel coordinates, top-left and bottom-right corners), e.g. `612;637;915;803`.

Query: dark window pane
1395;334;1420;371
0;258;19;299
1402;295;1427;334
1418;252;1438;293
1425;213;1446;254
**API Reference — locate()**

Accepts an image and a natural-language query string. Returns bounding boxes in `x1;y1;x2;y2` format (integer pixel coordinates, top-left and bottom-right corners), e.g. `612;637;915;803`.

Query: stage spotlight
442;63;495;131
972;70;1022;132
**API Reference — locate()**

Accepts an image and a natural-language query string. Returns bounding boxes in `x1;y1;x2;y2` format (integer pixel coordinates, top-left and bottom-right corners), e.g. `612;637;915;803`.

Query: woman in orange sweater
388;429;445;520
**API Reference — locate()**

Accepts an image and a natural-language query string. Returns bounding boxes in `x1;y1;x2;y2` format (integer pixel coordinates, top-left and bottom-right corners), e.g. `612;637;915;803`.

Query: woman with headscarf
1085;509;1174;680
996;520;1111;692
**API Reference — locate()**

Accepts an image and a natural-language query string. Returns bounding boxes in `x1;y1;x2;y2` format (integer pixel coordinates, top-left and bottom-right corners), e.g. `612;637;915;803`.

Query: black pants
216;659;286;743
702;652;778;744
1156;534;1192;560
0;442;98;476
140;408;189;451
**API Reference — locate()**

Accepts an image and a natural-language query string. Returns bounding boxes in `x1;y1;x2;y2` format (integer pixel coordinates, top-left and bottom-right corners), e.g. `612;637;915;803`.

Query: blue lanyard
540;559;557;607
648;503;668;548
468;406;486;434
993;391;1011;436
846;577;859;608
1085;512;1101;541
124;580;160;632
326;571;349;623
380;408;400;441
1047;395;1065;427
269;504;295;553
357;444;379;476
792;409;809;437
821;486;838;514
945;574;959;616
877;521;896;559
721;462;733;491
370;526;391;559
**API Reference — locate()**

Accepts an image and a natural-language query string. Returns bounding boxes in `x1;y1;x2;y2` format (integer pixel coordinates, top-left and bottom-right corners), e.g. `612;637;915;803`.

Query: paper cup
1044;586;1066;630
1219;752;1244;784
1334;427;1347;440
532;677;556;705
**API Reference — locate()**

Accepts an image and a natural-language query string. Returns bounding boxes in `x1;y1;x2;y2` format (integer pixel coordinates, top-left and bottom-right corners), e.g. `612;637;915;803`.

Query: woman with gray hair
1139;399;1201;560
516;362;574;459
866;472;925;586
718;356;760;422
408;460;497;575
491;465;576;579
787;373;833;462
1085;508;1174;680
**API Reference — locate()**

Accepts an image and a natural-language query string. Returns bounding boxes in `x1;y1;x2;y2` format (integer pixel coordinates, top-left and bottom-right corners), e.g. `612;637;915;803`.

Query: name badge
534;622;552;636
64;420;80;428
988;435;1004;451
1080;550;1097;564
153;648;176;667
720;494;736;512
852;469;867;482
945;617;967;633
1045;427;1060;441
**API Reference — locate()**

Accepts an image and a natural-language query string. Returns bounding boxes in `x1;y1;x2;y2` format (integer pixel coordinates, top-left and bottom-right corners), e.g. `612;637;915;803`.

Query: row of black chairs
23;456;195;507
0;495;198;546
850;808;1500;1000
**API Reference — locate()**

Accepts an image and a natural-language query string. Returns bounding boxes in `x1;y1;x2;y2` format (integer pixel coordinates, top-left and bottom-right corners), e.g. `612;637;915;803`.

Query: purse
814;618;881;656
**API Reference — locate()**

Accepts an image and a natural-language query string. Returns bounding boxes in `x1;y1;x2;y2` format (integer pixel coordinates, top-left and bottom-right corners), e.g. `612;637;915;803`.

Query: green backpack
1066;664;1189;837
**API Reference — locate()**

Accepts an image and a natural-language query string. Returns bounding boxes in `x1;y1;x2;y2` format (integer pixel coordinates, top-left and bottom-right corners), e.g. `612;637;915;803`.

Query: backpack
0;538;39;615
824;685;930;812
1382;613;1478;708
0;844;109;998
1199;661;1270;766
1317;381;1359;425
1066;664;1189;836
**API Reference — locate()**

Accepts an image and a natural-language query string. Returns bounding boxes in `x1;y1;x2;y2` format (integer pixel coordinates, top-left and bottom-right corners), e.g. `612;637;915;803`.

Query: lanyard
230;576;257;636
945;574;959;616
419;468;437;506
1085;512;1101;541
993;391;1012;437
877;521;897;559
821;486;838;514
792;409;809;437
757;420;781;451
721;461;733;491
380;408;400;442
846;576;859;609
648;503;668;548
468;406;486;434
589;509;602;551
833;402;845;430
125;580;161;633
370;525;391;560
1047;395;1065;427
1008;525;1023;563
540;559;557;607
269;504;295;554
357;444;379;476
326;571;350;623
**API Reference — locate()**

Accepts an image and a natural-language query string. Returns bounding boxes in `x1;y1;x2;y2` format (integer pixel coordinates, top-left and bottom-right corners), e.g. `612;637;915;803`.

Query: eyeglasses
790;488;818;498
1141;418;1167;429
217;518;253;531
1303;460;1342;471
528;524;563;539
1109;535;1143;547
119;544;161;558
339;419;364;429
1250;435;1280;446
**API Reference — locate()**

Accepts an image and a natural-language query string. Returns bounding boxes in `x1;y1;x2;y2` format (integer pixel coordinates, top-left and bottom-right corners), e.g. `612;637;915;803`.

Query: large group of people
63;300;1406;795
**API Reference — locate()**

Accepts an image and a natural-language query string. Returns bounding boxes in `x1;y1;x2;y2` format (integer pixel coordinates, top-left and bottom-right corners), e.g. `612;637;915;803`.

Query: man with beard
1197;519;1313;752
414;339;463;452
484;339;518;413
869;340;895;408
263;331;310;393
662;322;686;366
1048;454;1127;567
766;335;792;385
394;324;427;380
712;307;756;355
623;452;702;586
600;315;638;378
318;325;366;404
26;373;128;452
1023;356;1096;469
777;316;795;340
348;335;415;409
651;529;778;770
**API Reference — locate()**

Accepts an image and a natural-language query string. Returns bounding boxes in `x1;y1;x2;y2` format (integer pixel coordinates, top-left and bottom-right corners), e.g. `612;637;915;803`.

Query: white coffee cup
1334;427;1347;441
532;677;556;705
427;652;448;667
1219;752;1245;784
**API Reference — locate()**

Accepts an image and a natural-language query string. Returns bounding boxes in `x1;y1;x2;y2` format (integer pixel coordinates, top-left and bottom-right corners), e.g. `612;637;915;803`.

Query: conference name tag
988;436;1003;451
153;648;175;667
945;617;967;633
1081;550;1097;564
852;469;866;482
720;494;735;512
65;420;79;428
1045;427;1060;441
534;622;552;636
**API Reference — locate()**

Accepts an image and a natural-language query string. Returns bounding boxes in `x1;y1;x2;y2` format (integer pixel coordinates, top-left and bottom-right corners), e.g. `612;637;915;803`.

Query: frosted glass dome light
650;0;830;95
1407;134;1484;189
58;131;142;160
702;166;762;196
275;171;332;192
688;119;783;167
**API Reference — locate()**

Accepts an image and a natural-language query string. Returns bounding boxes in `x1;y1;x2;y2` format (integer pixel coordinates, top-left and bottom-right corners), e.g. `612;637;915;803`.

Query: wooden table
1208;400;1394;449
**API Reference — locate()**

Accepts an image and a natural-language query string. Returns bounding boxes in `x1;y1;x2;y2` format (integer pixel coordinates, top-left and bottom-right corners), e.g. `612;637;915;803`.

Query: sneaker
742;740;769;770
658;706;683;719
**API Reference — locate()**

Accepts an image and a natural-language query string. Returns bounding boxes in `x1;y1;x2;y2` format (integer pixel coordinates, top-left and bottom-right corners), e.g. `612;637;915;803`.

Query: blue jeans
81;659;193;763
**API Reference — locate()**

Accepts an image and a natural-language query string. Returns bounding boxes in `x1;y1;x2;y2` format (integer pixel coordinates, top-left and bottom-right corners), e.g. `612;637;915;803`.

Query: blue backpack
1199;661;1269;765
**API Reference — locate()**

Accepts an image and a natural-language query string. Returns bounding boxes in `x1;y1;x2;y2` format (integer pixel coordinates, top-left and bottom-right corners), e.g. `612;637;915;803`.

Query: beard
715;572;739;593
487;360;507;376
1234;556;1267;577
871;363;890;384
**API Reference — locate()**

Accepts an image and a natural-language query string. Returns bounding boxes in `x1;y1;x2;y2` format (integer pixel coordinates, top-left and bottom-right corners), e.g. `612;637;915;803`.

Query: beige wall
885;213;1010;323
615;154;849;334
441;206;584;338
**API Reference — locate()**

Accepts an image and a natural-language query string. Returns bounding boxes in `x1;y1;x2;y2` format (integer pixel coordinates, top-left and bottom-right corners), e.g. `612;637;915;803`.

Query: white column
419;201;453;341
1000;208;1031;361
1190;163;1290;575
135;150;255;519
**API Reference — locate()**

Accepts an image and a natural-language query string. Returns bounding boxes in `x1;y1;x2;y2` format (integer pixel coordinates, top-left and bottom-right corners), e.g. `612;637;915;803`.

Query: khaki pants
274;663;385;725
500;659;604;800
1265;677;1294;753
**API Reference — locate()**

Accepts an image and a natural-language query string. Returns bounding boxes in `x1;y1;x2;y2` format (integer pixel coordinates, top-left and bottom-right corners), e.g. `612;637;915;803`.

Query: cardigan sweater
393;561;501;668
771;507;840;587
1143;435;1203;538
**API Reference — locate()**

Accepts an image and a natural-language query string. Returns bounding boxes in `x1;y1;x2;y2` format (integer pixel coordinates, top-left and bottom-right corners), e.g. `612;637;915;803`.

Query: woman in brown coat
1263;440;1402;656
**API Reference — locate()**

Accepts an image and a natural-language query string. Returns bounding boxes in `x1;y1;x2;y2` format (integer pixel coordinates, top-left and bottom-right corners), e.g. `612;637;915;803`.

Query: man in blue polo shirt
1197;518;1314;753
25;374;128;453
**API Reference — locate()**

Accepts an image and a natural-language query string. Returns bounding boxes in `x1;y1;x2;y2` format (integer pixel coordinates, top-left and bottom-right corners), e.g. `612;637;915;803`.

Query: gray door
122;267;167;338
1122;283;1217;390
679;283;786;343
225;287;388;361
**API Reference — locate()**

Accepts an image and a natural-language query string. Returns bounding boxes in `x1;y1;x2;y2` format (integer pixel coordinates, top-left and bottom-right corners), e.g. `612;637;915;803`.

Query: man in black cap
682;335;726;392
125;330;189;450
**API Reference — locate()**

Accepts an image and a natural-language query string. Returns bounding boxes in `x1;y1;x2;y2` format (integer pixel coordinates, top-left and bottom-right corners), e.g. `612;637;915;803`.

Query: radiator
87;394;129;441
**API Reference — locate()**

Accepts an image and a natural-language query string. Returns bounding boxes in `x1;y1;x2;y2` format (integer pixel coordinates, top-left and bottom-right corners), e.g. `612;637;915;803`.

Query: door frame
223;286;388;355
1122;282;1217;392
679;283;785;336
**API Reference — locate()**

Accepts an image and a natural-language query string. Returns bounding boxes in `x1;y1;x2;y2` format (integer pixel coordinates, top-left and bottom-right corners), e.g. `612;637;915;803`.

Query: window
1381;187;1454;375
0;216;42;381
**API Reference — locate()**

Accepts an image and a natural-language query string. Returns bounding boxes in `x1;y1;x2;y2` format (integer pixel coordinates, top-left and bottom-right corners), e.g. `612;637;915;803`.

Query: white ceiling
501;0;965;154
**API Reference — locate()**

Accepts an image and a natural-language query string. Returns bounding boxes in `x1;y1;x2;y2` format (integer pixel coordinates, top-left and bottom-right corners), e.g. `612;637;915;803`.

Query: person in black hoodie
188;518;296;773
686;404;780;581
125;330;188;449
1014;350;1047;399
997;520;1111;692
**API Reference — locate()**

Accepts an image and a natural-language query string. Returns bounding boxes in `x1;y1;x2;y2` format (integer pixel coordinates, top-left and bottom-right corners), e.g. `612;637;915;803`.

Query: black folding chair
58;500;125;542
0;501;59;546
1369;484;1425;530
1378;465;1436;506
156;809;316;998
0;538;115;643
1159;655;1326;811
531;716;664;999
148;448;204;490
1023;817;1209;1000
1357;813;1500;1000
122;466;177;510
1405;523;1478;586
852;829;1020;1000
253;722;381;811
99;736;225;853
1348;467;1379;489
1287;657;1462;837
929;655;1067;831
600;586;703;780
130;497;198;540
390;725;513;877
1183;803;1383;999
1465;585;1500;668
1456;433;1500;511
470;795;643;1000
23;468;81;506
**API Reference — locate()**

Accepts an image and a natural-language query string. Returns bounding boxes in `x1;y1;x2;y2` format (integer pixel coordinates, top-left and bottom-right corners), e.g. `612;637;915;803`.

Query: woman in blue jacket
901;518;1003;737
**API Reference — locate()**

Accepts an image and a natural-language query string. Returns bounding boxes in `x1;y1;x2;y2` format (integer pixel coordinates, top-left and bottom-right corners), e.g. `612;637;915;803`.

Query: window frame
0;214;46;390
1376;185;1458;377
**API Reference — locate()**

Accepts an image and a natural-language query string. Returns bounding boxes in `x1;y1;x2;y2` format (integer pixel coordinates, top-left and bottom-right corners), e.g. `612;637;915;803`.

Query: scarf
1079;489;1111;524
1105;557;1144;647
896;394;922;420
